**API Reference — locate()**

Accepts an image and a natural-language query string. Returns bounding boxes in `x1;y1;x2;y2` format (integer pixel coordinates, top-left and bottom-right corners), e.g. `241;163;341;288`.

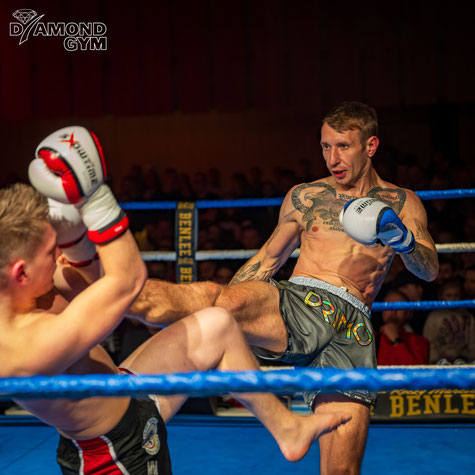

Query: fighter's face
27;223;60;297
320;123;372;187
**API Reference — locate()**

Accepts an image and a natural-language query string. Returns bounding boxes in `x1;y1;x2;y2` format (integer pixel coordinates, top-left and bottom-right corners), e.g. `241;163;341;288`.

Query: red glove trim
67;253;99;268
38;147;84;203
87;213;129;244
89;131;107;179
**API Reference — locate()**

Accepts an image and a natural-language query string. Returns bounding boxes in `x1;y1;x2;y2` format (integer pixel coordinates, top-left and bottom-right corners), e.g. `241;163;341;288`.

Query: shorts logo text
304;291;372;346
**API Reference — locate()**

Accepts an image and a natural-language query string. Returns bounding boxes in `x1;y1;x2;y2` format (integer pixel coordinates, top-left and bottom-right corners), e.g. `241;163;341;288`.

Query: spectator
117;164;145;201
463;265;475;299
178;172;193;200
246;167;264;197
207;167;223;197
198;261;217;281
142;166;161;201
423;255;459;300
436;256;458;285
191;171;218;200
295;158;314;183
214;265;234;284
463;210;475;243
239;226;263;250
377;289;430;366
147;261;168;280
276;168;298;195
426;173;463;239
423;278;475;364
160;167;181;200
230;172;252;199
394;270;430;334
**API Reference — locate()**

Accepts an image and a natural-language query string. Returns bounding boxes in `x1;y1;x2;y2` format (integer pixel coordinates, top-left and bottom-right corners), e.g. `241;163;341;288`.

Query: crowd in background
0;143;474;416
105;146;475;368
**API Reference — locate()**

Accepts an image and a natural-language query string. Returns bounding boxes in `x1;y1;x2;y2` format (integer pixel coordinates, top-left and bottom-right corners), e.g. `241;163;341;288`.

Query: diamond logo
12;9;37;25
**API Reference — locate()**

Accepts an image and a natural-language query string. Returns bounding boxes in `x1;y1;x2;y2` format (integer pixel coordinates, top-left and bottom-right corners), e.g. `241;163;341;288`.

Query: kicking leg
121;308;351;462
129;279;288;354
128;279;221;325
215;280;287;351
313;394;370;474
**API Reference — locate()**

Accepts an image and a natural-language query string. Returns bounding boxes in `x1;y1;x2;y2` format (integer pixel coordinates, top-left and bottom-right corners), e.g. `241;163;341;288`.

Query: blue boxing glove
339;197;415;254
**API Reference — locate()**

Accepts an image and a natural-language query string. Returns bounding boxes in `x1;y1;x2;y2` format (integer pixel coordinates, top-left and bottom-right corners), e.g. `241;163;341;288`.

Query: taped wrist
392;229;415;254
78;184;129;244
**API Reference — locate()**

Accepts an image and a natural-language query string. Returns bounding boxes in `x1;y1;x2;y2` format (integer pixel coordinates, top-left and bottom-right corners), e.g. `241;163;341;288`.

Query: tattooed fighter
130;101;438;474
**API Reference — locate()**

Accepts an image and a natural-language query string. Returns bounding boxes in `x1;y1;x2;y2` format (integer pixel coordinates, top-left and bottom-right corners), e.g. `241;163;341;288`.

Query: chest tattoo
291;183;407;232
291;183;346;232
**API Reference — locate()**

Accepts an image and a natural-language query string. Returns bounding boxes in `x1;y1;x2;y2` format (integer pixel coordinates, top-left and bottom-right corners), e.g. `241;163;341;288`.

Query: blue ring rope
0;368;473;400
121;189;475;210
372;299;475;311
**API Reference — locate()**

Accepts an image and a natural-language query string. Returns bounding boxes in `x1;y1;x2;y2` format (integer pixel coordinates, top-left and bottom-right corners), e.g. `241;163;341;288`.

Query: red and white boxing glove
339;197;415;254
48;198;97;267
29;126;128;244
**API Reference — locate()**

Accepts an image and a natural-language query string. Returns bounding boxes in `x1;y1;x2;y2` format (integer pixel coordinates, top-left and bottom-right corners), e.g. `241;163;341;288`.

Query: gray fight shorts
252;276;377;409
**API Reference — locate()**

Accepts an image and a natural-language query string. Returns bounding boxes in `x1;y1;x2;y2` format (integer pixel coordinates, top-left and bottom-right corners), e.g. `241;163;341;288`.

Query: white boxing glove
339;197;415;254
29;126;106;204
29;126;128;244
48;198;97;267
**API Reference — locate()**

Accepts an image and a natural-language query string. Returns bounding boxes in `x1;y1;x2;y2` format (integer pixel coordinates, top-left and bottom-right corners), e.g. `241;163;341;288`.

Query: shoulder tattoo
367;187;406;214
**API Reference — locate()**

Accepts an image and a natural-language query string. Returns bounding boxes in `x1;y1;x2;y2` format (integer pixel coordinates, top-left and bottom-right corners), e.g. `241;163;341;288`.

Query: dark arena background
1;1;474;474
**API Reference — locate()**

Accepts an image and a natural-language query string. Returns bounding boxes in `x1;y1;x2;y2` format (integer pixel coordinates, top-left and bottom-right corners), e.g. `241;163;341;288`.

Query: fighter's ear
9;259;28;285
366;136;380;158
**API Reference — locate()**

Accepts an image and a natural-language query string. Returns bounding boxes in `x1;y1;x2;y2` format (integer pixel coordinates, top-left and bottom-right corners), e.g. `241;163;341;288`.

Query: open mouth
333;170;346;179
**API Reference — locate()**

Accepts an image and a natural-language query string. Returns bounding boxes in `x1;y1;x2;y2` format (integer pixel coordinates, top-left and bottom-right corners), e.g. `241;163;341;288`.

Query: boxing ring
1;188;475;473
1;416;474;474
0;368;474;474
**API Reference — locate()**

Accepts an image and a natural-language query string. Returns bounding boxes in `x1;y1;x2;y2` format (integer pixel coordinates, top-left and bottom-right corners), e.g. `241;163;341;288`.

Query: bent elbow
420;262;439;282
121;260;148;300
132;261;148;297
428;263;439;282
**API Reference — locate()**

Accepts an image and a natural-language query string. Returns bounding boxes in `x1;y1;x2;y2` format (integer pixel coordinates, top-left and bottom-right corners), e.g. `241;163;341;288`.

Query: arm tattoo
402;242;438;280
413;222;432;242
231;261;273;284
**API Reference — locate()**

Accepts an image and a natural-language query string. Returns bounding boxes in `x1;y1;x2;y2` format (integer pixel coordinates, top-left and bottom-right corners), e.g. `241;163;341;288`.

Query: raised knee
197;306;239;341
208;306;237;329
214;287;243;315
200;281;222;305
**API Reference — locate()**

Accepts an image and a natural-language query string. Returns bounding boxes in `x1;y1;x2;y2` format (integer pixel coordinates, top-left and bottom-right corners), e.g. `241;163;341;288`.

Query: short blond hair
323;101;378;148
0;184;49;285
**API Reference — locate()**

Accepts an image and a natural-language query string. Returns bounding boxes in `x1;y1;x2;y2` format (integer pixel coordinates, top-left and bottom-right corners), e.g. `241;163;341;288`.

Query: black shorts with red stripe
56;397;172;474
